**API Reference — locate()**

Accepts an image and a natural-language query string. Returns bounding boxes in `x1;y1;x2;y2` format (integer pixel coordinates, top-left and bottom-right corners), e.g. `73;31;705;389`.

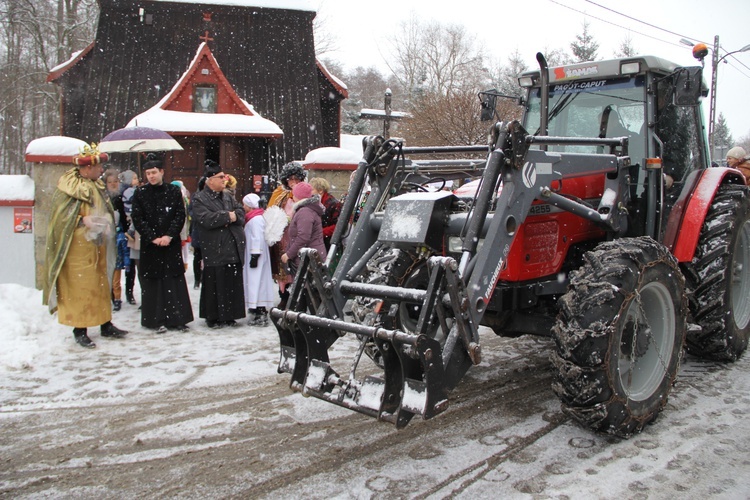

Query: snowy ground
2;267;750;498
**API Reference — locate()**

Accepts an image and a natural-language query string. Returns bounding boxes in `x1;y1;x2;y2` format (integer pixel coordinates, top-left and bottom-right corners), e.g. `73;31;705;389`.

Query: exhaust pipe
536;52;549;151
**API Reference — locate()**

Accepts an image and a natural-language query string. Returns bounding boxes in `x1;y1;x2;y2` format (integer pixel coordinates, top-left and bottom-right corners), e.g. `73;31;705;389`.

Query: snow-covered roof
146;0;317;11
47;43;95;82
128;108;283;137
129;43;282;137
24;136;88;163
317;60;348;99
0;175;34;202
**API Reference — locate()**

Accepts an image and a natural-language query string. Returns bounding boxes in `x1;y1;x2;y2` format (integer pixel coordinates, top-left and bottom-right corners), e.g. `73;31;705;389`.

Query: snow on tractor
270;53;750;437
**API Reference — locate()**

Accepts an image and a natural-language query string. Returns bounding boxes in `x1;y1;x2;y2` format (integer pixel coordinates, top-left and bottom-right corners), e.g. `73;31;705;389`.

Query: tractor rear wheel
552;237;686;437
681;183;750;361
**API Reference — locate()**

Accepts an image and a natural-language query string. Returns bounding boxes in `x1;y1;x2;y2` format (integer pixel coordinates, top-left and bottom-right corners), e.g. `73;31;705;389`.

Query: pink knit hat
292;182;313;200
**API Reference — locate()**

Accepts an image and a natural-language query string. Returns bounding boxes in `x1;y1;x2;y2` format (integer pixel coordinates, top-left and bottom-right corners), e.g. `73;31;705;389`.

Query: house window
193;85;217;113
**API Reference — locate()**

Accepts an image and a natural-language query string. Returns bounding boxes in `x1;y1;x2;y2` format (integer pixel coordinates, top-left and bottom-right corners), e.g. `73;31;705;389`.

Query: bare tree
331;64;407;136
401;88;486;147
385;13;428;98
386;14;486;98
0;0;98;174
312;1;337;59
377;15;496;148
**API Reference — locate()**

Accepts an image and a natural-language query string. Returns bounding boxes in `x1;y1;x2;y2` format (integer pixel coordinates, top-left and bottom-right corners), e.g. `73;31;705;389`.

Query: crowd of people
43;152;340;349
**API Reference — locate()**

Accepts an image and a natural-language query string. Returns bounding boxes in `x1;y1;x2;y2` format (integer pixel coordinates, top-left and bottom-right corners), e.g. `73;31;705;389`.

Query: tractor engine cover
378;191;454;251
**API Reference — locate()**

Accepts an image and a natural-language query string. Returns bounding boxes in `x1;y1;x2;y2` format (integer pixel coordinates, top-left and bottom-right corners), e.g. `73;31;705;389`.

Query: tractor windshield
525;76;647;164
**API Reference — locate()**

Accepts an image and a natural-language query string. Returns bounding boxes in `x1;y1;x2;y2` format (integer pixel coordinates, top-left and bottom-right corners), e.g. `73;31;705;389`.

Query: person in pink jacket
280;182;327;274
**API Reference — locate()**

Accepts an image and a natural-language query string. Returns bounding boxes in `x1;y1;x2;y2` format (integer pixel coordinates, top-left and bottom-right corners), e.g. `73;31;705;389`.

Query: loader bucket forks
270;249;479;428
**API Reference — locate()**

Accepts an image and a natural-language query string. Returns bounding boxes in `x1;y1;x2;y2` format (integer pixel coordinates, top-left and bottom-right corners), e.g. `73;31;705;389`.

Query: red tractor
271;53;750;437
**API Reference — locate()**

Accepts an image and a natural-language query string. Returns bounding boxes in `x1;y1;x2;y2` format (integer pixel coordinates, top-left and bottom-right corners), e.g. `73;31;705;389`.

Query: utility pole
708;35;720;160
683;36;750;161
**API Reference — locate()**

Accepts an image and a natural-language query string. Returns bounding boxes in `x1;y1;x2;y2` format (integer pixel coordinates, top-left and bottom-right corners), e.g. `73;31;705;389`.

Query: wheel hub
618;282;676;402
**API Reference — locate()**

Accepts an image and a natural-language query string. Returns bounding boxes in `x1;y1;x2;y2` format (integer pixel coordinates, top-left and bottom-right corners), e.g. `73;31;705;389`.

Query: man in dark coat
192;160;246;328
131;157;194;333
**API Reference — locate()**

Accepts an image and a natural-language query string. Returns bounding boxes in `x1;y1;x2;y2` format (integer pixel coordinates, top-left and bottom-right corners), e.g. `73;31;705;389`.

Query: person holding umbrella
131;156;194;333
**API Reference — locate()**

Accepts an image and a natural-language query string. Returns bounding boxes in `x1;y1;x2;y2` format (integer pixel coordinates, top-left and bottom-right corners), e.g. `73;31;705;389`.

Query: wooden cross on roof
200;30;214;43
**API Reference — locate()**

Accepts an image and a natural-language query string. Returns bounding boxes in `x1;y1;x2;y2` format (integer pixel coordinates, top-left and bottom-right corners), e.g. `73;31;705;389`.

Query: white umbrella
98;126;183;153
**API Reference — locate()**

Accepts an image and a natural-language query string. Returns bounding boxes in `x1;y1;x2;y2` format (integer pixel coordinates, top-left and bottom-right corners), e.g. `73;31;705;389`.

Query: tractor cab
518;56;710;239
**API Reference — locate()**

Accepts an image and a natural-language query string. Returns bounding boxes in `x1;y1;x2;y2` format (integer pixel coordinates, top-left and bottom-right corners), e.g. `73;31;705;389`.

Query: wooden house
47;0;348;195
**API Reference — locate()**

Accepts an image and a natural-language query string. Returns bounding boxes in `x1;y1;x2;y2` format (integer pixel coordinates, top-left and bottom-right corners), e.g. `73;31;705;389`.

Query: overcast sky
317;0;750;144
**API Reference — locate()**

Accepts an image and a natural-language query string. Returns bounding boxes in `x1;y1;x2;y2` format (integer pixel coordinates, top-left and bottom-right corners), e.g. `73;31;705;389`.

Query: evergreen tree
490;48;528;98
570;20;599;62
614;35;638;58
714;112;734;155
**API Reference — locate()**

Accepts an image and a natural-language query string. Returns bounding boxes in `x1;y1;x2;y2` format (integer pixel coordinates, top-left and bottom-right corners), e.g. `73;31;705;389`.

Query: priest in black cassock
192;160;246;328
131;156;194;333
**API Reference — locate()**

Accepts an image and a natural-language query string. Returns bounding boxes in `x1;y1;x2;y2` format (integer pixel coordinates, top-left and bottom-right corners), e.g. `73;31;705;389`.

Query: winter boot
113;299;122;312
258;307;269;327
126;294;136;305
101;321;128;338
247;311;261;326
73;328;96;349
278;290;289;310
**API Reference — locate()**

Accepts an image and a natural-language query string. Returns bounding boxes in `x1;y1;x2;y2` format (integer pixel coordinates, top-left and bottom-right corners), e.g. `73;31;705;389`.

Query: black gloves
250;254;260;268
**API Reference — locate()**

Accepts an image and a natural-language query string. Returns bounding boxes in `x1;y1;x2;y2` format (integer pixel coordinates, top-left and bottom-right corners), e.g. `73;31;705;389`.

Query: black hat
142;159;163;171
279;161;306;188
204;159;221;177
142;152;163;171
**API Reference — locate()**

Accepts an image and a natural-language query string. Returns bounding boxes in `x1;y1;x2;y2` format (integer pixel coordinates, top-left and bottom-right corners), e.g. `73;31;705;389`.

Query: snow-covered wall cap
0;175;35;202
304;147;360;165
146;0;317;11
25;136;88;163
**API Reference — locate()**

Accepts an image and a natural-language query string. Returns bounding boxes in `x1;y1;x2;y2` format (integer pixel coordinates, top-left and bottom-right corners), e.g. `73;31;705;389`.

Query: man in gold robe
43;154;128;348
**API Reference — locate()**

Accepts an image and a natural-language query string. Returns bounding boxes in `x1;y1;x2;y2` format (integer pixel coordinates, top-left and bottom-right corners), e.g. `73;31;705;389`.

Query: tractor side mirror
479;90;499;121
673;67;705;106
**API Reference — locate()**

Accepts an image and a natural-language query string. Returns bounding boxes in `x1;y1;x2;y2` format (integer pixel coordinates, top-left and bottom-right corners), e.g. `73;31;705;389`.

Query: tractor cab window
654;77;706;184
525;76;647;165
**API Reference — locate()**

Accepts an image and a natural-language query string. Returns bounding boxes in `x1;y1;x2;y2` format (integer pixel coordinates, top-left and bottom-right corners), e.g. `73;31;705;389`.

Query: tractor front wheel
552;237;687;437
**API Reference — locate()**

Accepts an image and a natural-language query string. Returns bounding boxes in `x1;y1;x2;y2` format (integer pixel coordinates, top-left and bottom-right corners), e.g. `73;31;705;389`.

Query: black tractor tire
552;237;687;438
681;183;750;362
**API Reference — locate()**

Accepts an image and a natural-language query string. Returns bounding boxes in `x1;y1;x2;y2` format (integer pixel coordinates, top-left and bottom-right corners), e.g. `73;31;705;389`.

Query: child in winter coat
242;193;276;326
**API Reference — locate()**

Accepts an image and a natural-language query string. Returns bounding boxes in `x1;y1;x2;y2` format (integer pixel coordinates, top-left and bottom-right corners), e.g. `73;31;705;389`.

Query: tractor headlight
518;75;535;87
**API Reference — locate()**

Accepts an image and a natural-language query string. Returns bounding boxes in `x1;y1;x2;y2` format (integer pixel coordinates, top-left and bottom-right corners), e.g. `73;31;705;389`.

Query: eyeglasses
211;174;226;179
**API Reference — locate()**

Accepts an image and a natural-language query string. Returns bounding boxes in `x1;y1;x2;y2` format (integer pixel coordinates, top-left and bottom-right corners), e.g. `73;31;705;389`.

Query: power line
546;0;689;51
583;0;706;45
550;0;750;82
584;0;750;77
